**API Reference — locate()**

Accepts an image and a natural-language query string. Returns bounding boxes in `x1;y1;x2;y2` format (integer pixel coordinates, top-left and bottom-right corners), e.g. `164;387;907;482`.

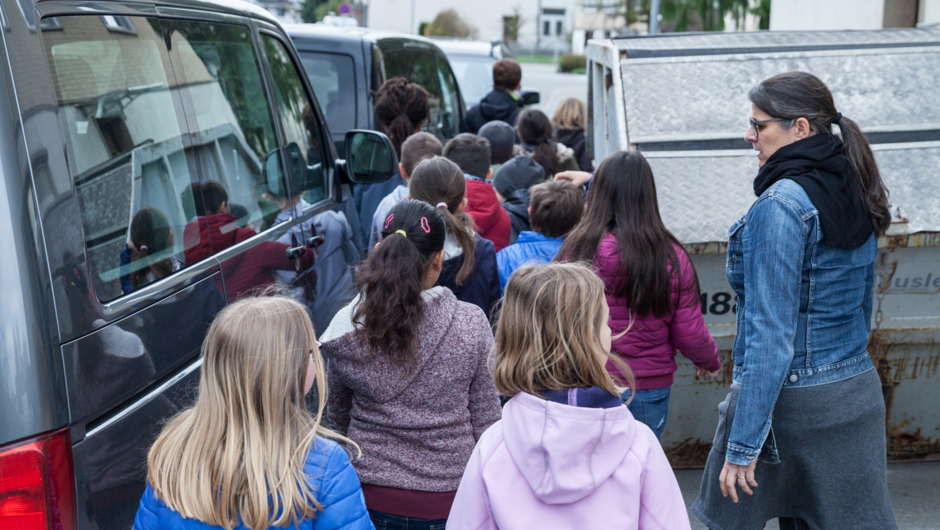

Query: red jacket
182;213;256;265
464;179;510;252
594;233;720;389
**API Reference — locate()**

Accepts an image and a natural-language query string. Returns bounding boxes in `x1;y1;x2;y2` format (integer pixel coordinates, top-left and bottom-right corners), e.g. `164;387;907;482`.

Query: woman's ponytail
408;157;477;285
353;200;446;365
373;77;430;157
837;116;891;235
516;108;560;177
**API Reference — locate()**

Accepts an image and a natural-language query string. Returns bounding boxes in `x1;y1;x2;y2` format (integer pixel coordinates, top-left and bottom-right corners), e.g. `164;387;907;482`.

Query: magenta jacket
446;391;691;529
595;233;719;389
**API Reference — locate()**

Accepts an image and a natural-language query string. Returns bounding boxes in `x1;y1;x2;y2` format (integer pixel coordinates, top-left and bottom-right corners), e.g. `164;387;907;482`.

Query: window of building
556;20;563;36
543;20;550;36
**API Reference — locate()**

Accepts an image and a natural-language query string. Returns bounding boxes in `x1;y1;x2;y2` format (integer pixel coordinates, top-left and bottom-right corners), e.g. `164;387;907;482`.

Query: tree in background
423;9;478;39
617;0;770;32
300;0;343;23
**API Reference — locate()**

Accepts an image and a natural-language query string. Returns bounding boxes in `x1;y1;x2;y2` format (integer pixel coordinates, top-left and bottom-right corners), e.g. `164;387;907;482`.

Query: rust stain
886;426;940;460
878;231;940;249
665;437;713;469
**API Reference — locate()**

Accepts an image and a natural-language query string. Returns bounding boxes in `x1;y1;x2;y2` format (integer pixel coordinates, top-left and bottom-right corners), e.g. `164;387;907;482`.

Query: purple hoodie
446;390;691;529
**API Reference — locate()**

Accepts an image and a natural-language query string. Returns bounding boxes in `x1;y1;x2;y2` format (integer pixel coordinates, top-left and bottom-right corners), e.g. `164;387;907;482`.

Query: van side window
261;35;329;205
299;51;356;140
434;56;461;139
161;20;286;246
43;16;201;301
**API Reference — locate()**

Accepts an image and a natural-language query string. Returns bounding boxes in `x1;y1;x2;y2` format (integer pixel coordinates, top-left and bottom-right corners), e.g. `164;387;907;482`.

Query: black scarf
753;133;873;249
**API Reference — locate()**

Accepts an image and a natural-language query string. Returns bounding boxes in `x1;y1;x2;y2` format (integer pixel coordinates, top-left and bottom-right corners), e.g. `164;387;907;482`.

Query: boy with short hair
496;180;585;291
369;132;443;249
443;133;511;251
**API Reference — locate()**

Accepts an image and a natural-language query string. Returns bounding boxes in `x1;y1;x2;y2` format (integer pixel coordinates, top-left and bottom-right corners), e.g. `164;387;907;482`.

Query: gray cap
493;155;546;198
477;120;516;164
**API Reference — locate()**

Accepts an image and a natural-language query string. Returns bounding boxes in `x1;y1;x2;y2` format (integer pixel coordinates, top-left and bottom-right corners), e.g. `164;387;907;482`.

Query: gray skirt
691;368;897;530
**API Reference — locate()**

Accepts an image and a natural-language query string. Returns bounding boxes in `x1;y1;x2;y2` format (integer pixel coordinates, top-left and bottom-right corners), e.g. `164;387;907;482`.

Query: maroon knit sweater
323;288;501;492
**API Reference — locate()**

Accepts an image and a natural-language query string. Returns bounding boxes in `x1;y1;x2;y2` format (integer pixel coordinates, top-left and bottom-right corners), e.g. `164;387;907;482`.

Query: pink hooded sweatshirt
446;391;691;529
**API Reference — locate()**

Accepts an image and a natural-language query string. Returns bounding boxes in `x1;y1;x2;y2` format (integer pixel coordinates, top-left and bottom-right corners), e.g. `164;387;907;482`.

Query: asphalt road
520;62;588;119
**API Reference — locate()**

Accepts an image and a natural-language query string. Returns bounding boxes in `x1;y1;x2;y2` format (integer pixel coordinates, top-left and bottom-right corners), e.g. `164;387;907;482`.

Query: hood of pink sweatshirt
503;392;636;504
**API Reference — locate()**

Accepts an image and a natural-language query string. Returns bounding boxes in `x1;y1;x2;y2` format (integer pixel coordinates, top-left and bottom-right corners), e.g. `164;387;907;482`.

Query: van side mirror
343;130;399;184
520;90;540;106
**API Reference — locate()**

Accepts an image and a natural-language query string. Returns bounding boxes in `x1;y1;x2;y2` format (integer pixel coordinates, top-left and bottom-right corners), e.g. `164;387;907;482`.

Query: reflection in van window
262;35;328;205
44;16;199;301
162;20;282;233
384;51;444;141
300;52;356;136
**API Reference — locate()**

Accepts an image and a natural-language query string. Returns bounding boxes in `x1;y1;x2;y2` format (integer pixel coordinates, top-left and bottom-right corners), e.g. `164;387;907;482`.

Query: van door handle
286;245;306;260
306;235;324;248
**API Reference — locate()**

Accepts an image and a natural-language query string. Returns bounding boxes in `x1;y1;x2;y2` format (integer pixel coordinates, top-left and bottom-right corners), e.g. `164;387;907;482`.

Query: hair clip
140;245;148;252
435;202;448;209
395;229;407;238
384;214;394;229
420;217;430;233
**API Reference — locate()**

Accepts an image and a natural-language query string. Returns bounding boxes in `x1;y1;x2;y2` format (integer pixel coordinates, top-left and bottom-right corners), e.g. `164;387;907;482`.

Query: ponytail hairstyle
749;71;891;235
353;200;446;365
491;262;636;397
408;156;477;285
516;108;559;177
146;295;356;530
373;77;430;158
557;151;694;318
130;207;174;290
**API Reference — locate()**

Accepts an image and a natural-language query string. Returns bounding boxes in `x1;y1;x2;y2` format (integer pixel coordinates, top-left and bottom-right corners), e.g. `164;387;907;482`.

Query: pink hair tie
140;245;148;252
435;202;448;210
420;217;430;233
384;214;394;229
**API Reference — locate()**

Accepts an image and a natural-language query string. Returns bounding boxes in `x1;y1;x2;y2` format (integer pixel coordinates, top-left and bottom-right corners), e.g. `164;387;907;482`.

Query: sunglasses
749;117;785;139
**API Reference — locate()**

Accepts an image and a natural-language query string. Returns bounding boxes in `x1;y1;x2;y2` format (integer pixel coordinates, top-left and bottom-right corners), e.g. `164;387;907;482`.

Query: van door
256;27;358;333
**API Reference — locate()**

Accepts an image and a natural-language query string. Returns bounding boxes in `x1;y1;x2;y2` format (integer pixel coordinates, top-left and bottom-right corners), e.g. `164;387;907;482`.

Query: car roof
284;23;447;49
143;0;281;25
431;39;497;56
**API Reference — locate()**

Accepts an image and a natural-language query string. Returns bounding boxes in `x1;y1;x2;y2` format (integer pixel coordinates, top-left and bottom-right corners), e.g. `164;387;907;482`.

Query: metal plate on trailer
646;143;940;247
620;45;940;144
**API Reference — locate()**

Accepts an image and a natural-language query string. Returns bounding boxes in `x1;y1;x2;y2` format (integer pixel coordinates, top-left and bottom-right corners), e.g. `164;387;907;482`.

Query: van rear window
299;52;356;136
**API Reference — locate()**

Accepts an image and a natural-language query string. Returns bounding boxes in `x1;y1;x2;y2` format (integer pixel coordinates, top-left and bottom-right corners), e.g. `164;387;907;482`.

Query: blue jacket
725;178;876;466
495;232;564;291
438;233;501;320
132;438;373;530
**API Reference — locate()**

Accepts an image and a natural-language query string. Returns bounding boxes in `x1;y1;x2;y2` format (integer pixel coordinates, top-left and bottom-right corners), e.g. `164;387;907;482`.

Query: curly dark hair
353;199;446;365
373;77;430;158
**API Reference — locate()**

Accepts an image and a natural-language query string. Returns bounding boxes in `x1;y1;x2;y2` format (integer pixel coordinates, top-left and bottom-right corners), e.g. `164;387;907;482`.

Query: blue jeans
369;510;447;530
622;386;671;439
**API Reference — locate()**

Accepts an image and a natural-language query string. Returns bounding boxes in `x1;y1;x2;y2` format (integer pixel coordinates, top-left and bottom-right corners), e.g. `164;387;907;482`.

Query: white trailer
586;29;940;466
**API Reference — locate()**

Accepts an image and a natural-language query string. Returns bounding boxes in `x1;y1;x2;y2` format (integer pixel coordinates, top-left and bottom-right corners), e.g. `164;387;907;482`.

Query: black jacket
437;233;501;321
501;188;531;244
462;89;523;134
555;128;593;172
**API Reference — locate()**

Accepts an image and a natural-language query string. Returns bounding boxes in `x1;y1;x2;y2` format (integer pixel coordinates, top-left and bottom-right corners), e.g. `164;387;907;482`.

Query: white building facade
365;0;577;52
770;0;940;30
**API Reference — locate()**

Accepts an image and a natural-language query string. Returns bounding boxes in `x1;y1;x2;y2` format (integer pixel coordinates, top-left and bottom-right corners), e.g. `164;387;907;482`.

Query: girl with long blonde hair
447;262;691;530
133;295;371;530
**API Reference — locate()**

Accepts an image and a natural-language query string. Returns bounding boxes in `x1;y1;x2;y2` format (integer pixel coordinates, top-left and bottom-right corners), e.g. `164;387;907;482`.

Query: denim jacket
724;178;876;465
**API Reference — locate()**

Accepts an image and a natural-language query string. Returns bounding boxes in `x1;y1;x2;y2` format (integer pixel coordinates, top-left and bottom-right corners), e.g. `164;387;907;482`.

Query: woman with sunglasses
692;72;897;530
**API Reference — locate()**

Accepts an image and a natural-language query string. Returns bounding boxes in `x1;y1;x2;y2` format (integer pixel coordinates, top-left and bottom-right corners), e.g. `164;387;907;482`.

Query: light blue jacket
133;438;373;530
495;231;564;291
725;178;876;466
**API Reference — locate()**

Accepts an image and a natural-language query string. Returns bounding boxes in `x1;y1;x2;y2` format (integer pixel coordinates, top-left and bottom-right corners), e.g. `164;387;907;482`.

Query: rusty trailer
585;28;940;467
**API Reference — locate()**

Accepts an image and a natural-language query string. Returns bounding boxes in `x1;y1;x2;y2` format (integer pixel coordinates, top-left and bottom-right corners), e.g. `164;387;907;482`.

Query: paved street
676;461;940;529
520;62;588;119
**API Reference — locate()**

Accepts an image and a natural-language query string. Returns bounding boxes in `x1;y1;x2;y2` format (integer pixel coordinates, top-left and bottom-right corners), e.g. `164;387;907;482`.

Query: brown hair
529;181;585;238
491;262;635;398
749;71;890;235
354;200;446;364
374;77;430;157
146;295;356;530
400;132;443;178
557;151;696;319
516;108;559;177
201;180;228;215
130;207;174;290
552;97;586;131
408;157;477;285
492;58;522;91
443;133;491;179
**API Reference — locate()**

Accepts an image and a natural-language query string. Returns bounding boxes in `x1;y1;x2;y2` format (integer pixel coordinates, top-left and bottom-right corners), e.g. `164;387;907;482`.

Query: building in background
364;0;577;53
771;0;940;29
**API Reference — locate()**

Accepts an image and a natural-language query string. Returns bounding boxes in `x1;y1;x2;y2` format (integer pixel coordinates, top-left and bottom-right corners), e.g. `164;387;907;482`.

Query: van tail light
0;428;76;530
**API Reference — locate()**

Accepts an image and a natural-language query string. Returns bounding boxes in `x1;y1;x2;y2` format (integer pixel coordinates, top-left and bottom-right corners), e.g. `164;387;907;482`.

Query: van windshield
448;55;494;106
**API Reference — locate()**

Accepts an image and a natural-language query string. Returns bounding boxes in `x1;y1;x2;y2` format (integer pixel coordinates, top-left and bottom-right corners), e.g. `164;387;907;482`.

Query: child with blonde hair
447;263;691;530
134;296;371;530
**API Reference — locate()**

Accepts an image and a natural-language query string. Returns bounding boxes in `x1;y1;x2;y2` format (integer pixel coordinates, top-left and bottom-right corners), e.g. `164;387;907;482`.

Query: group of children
132;78;722;530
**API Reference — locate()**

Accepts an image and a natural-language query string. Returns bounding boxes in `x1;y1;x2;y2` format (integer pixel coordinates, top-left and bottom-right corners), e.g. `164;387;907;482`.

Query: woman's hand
554;170;592;187
718;459;758;503
696;367;720;379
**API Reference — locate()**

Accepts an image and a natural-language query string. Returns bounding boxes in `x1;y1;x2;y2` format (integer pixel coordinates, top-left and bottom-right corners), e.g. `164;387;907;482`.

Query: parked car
433;39;540;113
0;1;395;528
285;25;467;155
